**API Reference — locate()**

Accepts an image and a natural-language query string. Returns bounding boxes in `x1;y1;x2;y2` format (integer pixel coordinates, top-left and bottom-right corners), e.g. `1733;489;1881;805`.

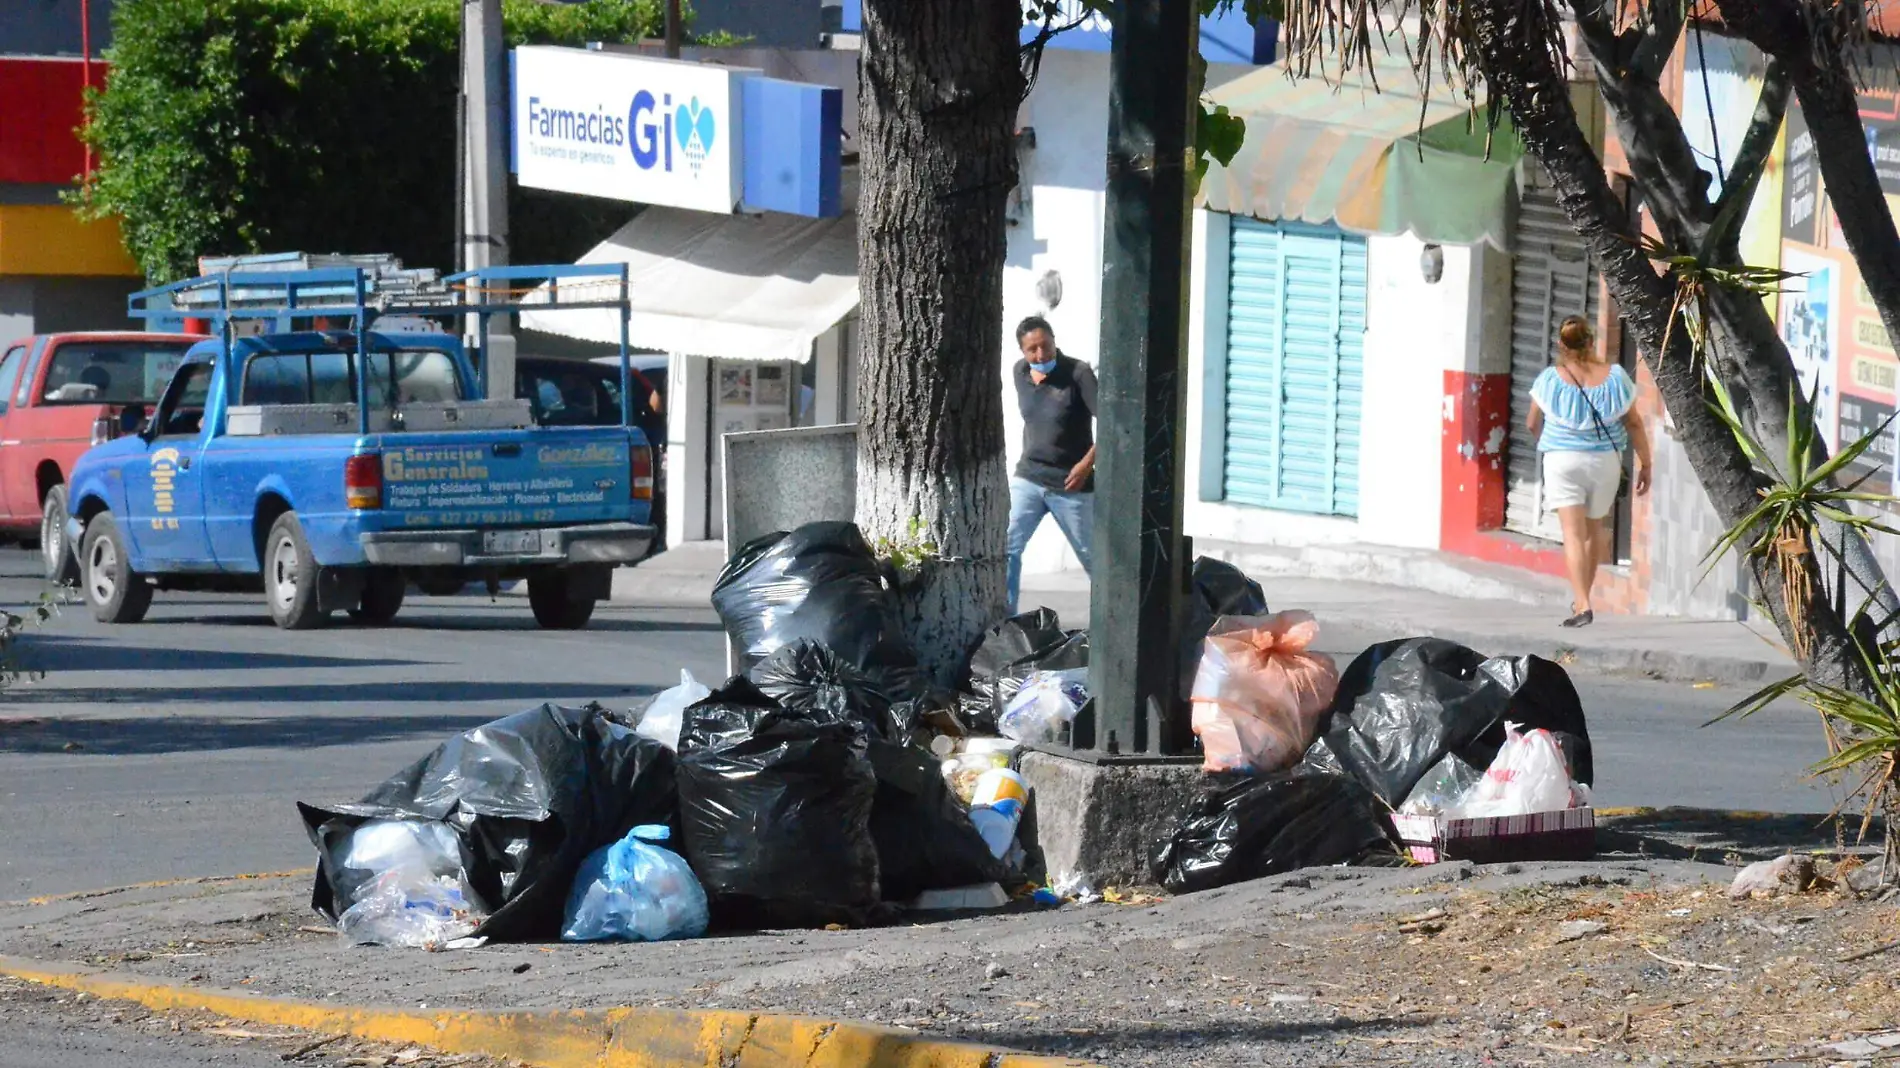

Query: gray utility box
224;399;534;437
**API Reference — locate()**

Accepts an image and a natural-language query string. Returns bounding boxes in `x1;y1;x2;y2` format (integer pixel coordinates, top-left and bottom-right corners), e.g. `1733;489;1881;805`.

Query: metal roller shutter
1503;169;1602;540
1223;217;1365;517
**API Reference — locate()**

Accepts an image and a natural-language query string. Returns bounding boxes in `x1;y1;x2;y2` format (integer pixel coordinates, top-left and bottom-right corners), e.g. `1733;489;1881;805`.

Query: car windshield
41;341;197;405
240;347;462;406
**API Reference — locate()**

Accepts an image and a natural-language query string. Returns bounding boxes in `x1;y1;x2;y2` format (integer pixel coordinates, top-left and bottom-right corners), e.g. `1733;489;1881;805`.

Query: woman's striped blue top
1532;364;1635;453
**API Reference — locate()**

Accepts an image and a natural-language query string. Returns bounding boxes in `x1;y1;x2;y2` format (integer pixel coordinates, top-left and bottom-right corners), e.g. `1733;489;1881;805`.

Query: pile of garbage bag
1153;635;1595;894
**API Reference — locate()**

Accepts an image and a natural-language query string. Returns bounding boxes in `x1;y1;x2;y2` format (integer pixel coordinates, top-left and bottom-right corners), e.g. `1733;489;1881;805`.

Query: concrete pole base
1018;750;1208;888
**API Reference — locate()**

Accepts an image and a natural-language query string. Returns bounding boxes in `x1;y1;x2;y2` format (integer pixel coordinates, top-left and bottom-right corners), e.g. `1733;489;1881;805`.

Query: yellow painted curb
0;955;1095;1068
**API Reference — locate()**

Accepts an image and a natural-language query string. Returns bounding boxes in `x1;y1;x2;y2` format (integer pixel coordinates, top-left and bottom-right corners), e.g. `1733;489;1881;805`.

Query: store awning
520;196;857;364
1198;53;1523;249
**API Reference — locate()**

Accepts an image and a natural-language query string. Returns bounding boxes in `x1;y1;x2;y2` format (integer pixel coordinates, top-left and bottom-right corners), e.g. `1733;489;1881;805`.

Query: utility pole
664;0;683;57
1088;0;1197;756
462;0;513;398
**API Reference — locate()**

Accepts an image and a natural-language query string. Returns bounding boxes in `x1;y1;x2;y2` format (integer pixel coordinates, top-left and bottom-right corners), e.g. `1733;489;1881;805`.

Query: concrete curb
0;955;1092;1068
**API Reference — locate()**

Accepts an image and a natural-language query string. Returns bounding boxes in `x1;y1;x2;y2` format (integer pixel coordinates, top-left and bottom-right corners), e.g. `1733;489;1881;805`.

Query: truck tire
528;570;597;630
264;512;330;630
41;486;79;587
82;512;152;624
349;568;405;625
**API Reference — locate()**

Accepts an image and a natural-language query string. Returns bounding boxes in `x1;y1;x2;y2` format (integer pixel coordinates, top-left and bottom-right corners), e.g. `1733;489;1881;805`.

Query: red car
0;331;209;582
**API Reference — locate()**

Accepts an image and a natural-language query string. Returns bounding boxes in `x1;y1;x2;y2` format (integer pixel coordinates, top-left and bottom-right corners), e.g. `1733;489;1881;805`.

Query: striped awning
1199;53;1522;249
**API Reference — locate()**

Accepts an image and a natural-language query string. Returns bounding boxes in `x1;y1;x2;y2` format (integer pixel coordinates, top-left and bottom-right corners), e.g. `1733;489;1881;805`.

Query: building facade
0;0;142;342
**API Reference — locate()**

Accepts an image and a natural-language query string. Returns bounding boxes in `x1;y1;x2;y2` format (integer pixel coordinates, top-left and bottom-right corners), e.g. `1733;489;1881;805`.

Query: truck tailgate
371;427;637;529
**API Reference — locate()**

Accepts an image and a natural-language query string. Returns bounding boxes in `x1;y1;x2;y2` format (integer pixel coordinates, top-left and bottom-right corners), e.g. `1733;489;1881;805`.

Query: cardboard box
1392;807;1596;865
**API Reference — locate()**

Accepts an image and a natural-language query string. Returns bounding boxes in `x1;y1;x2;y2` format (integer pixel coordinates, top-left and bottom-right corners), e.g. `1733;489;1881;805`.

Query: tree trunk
1465;0;1873;693
856;0;1021;682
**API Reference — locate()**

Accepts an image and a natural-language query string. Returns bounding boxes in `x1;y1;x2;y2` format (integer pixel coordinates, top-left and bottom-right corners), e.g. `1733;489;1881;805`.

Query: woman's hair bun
1558;315;1594;352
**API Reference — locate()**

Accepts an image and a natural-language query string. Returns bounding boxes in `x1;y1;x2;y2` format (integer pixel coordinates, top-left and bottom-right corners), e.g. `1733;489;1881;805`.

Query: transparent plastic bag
1190;612;1339;774
636;670;712;750
337;870;481;949
998;669;1088;743
561;824;709;943
1446;723;1578;819
1398;755;1484;816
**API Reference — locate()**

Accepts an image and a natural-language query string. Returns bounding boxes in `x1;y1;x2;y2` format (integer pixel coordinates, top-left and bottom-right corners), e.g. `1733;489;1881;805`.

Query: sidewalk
611;540;1793;685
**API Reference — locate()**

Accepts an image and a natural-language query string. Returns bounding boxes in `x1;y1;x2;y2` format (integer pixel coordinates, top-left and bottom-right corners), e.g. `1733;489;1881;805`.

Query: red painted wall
0;58;106;185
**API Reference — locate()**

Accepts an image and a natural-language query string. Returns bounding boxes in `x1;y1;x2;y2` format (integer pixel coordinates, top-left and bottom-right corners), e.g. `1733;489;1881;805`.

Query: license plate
482;530;542;555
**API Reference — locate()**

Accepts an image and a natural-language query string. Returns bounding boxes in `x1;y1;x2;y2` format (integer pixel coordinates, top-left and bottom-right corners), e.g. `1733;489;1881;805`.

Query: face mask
1028;358;1058;375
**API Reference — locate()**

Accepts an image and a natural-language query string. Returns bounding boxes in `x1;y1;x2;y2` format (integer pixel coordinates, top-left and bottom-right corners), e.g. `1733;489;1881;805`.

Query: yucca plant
1702;373;1899;661
1634;233;1802;375
1715;635;1900;879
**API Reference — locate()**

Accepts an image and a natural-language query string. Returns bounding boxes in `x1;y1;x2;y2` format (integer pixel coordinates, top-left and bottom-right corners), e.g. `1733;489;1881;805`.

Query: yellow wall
0;204;139;277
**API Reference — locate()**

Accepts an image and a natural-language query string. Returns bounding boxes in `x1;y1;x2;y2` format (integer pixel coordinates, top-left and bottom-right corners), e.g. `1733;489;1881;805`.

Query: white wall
1182;217;1471;553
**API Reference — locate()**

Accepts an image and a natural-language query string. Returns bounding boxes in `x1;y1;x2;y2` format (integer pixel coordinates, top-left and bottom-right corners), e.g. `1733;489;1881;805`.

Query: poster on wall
718;367;753;405
1779;245;1842;448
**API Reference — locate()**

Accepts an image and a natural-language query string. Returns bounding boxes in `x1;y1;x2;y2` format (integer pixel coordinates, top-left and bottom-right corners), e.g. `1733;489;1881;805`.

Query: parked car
516;354;669;551
0;332;210;582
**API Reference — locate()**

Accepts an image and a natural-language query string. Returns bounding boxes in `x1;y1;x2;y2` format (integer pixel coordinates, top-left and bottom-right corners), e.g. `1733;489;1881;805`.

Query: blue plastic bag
560;825;709;942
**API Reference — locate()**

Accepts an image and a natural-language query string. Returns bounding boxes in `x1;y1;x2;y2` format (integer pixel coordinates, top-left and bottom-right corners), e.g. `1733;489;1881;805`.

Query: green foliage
75;0;668;282
1022;0;1263;189
874;516;943;574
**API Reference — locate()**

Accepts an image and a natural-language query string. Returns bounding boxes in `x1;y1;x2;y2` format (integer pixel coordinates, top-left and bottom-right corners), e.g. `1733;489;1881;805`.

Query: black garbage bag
1309;637;1592;807
748;639;892;738
712;522;916;673
1150;768;1398;894
961;609;1089;734
298;703;677;943
866;741;1009;901
676;696;881;928
1180;558;1270;698
744;640;1003;898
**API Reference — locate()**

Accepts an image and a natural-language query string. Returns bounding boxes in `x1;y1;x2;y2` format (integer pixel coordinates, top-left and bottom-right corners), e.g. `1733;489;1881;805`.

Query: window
0;347;22;416
41;341;195;405
240;354;311;406
366;350;460;406
237;347;462;407
15;341;44;409
155;363;212;437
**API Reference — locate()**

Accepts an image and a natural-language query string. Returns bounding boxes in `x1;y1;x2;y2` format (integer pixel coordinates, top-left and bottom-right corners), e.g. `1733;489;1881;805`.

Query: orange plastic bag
1190;612;1340;774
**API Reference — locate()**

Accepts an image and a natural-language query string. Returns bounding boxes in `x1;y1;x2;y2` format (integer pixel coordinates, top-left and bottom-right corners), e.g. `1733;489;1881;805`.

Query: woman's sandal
1561;607;1594;628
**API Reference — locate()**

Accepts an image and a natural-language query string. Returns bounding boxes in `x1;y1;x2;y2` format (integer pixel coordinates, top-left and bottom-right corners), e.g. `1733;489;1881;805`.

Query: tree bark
1466;0;1873;692
856;0;1022;682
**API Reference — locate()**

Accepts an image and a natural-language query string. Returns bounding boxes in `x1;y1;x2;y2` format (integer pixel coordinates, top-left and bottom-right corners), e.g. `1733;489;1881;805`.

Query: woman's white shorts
1542;450;1622;518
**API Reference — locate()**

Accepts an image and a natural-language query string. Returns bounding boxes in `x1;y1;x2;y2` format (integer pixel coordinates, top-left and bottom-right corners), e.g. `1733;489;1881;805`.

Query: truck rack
127;257;638;436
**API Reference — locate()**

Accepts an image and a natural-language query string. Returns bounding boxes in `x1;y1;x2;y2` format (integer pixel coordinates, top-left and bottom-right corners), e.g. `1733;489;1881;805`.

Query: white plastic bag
636;670;711;750
338;819;466;886
1447;723;1579;819
998;668;1088;743
337;871;481;949
561;824;709;943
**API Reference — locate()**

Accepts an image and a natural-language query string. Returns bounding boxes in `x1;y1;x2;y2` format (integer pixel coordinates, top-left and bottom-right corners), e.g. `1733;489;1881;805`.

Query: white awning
519;199;858;365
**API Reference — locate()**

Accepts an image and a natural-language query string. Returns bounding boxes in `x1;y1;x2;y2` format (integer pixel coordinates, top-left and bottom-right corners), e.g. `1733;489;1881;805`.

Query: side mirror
124;404;153;440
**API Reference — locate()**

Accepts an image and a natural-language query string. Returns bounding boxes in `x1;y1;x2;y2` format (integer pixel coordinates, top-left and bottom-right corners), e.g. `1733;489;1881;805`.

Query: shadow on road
1598;806;1881;861
16;636;425;673
982;1013;1433;1060
128;613;726;635
0;703;663;755
0;679;655;710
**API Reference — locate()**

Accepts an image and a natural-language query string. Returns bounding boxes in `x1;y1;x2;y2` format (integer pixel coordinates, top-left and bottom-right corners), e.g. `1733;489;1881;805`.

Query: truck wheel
264;512;329;630
349;568;405;625
528;570;597;630
41;486;79;587
82;512;152;624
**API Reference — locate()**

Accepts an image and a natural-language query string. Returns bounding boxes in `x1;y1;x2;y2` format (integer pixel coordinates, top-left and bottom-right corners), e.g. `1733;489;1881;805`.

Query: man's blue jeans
1006;476;1094;613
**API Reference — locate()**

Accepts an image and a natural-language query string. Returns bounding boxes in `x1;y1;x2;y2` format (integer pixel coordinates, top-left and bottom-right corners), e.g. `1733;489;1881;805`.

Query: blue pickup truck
64;262;656;630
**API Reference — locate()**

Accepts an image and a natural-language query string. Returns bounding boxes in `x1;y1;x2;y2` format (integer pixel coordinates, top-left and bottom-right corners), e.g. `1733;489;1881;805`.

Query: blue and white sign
511;47;748;214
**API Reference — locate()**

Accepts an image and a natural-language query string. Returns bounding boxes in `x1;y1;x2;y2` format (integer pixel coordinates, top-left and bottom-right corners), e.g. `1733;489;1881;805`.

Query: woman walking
1526;315;1652;627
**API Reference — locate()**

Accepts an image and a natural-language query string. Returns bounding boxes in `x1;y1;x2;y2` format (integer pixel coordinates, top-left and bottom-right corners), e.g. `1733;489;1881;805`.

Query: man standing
1006;315;1096;612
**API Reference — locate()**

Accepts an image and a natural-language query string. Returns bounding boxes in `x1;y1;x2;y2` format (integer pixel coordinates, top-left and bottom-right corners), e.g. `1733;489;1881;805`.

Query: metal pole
664;0;683;58
462;0;512;398
1088;0;1198;757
